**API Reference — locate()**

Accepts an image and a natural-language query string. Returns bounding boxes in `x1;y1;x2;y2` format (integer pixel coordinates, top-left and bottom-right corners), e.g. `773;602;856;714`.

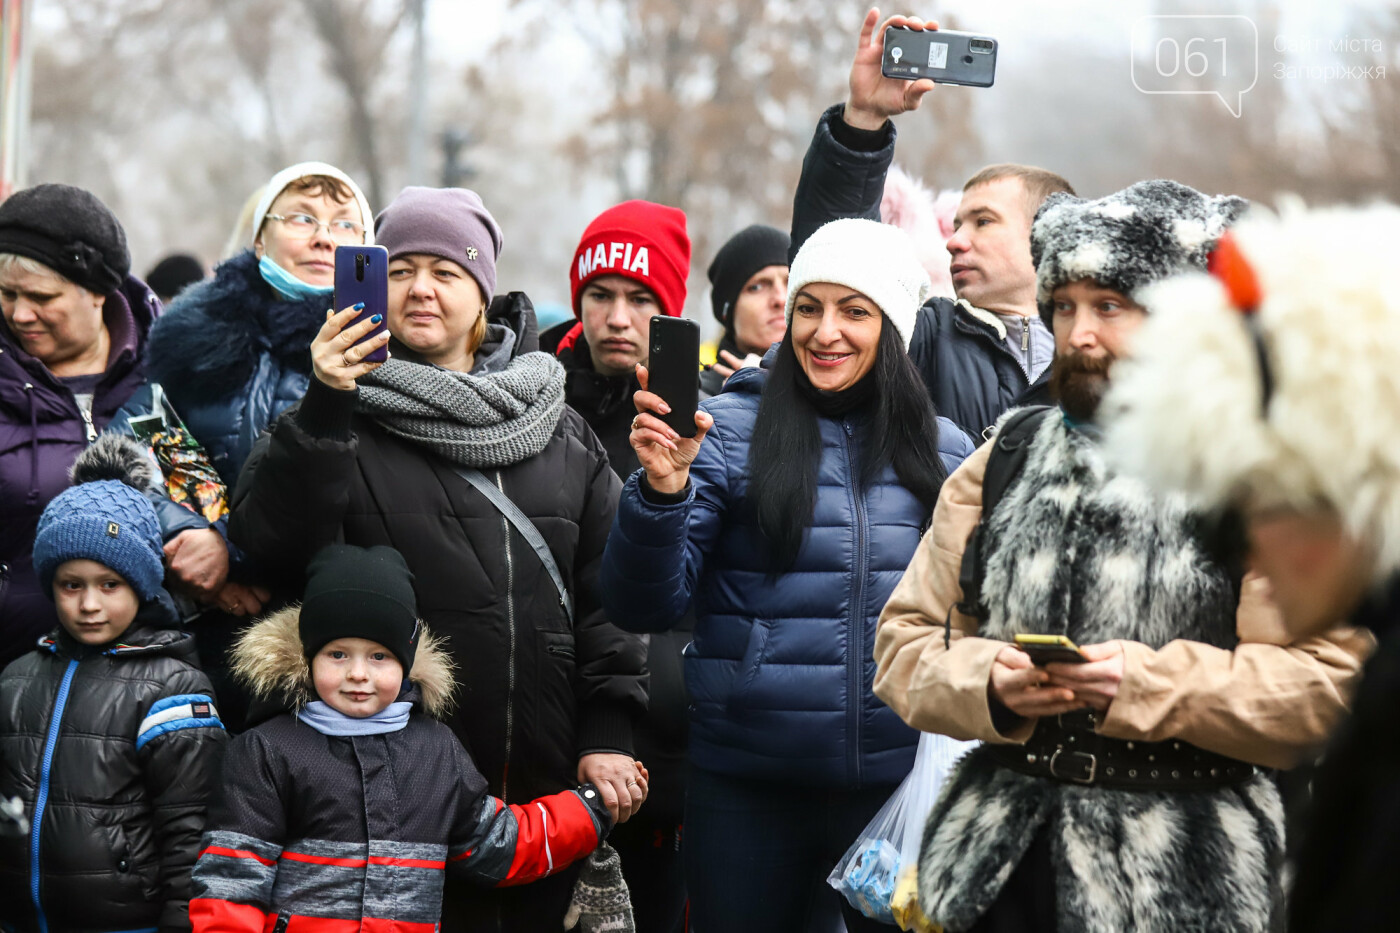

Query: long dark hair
747;319;949;572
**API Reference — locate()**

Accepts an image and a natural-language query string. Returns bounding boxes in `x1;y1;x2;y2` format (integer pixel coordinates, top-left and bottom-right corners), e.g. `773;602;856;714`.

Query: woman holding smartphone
598;218;974;932
228;186;648;933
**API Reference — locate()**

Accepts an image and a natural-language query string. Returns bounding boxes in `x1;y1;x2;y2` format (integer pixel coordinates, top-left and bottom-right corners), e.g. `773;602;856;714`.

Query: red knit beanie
570;200;691;319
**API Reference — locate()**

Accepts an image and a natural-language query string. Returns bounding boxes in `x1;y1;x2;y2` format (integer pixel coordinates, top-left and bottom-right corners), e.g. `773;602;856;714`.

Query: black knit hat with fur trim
1030;179;1248;330
0;184;131;295
300;545;420;670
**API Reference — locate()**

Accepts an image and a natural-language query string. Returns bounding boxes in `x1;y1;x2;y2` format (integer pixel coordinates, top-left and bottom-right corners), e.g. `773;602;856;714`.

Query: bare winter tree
504;0;987;316
298;0;409;211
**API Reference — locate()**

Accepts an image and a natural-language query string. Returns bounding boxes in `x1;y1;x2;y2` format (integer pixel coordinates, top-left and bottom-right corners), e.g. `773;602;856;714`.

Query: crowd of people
0;8;1397;933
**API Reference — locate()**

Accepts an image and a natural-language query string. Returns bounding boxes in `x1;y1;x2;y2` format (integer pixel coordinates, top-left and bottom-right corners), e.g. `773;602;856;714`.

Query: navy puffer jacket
145;250;325;486
599;366;974;787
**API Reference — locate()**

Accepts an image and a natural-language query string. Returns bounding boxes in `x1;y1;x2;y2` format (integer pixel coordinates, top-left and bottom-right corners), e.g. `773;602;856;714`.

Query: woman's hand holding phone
311;304;391;391
630;363;712;495
845;8;939;131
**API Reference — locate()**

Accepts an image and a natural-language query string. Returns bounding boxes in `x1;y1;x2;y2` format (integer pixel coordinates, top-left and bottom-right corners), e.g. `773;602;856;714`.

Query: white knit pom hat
1101;200;1400;578
785;218;930;350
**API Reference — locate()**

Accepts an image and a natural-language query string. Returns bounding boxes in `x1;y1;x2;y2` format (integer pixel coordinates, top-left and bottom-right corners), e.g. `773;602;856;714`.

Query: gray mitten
563;841;635;932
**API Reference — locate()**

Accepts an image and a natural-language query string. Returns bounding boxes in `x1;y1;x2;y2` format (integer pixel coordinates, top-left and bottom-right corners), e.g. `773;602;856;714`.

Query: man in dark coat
698;225;790;396
542;200;694;933
543;200;692;479
790;11;1071;439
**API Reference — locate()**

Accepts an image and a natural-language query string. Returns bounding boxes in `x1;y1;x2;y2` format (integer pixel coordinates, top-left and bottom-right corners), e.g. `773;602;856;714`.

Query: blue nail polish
370;314;382;324
353;302;365;311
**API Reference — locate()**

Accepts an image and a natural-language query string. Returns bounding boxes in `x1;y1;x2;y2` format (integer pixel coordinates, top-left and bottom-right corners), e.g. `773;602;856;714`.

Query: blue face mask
258;253;335;301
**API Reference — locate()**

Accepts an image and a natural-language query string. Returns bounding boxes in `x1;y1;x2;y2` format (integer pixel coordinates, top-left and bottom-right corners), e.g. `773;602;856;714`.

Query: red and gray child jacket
188;606;611;933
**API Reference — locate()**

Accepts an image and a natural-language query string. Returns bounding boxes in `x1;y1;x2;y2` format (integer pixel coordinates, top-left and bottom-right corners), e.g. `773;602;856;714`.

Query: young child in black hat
189;543;637;932
0;434;227;933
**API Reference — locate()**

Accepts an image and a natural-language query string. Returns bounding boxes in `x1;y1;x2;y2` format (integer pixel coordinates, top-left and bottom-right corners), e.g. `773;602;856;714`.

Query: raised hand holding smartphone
310;304;391;391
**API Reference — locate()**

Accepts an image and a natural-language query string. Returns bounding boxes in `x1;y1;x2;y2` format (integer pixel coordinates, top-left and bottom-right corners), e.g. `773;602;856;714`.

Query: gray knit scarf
356;352;566;468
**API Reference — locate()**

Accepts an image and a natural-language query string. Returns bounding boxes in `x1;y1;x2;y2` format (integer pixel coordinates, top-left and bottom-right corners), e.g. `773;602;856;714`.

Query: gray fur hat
1030;180;1248;329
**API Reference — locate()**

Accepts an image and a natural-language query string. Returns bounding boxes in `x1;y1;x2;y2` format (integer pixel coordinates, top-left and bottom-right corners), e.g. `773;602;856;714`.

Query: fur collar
144;250;328;405
980;413;1238;650
230;605;456;718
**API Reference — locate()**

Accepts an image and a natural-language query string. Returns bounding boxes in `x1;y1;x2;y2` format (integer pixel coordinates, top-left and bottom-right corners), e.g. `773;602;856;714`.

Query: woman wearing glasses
145;162;373;725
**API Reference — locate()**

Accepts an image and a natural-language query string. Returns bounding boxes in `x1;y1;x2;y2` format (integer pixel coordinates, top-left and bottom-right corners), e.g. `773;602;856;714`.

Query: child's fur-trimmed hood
231;605;456;717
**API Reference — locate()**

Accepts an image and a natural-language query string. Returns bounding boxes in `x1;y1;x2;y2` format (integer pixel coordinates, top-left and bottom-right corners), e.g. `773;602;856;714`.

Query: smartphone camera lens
970;38;994;53
963;54;974;64
355;252;366;282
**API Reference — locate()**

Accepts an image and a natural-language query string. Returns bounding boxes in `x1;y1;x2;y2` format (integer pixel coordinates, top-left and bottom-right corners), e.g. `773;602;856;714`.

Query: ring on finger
631;416;642;431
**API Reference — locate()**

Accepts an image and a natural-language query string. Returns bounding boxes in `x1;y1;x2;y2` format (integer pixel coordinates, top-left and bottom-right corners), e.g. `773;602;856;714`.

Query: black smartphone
882;26;997;88
334;245;390;363
647;316;701;439
1013;634;1089;666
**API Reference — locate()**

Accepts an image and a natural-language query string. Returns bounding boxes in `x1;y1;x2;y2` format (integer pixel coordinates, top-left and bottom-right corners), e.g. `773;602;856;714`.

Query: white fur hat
1102;201;1400;576
785;218;930;350
251;160;375;247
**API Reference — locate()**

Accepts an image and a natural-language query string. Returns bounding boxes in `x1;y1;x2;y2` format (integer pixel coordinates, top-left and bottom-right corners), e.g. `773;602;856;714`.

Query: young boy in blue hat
0;434;228;933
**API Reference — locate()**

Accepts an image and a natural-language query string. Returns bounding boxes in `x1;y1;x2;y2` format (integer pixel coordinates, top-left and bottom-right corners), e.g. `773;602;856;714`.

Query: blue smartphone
334;245;389;363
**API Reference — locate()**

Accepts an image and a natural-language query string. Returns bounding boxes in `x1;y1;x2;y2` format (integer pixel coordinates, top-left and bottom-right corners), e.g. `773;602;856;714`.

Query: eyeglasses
265;212;365;242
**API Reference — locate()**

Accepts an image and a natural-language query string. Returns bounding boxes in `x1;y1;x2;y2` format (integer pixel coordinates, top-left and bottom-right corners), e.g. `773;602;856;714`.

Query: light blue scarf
258;254;335;302
297;700;412;736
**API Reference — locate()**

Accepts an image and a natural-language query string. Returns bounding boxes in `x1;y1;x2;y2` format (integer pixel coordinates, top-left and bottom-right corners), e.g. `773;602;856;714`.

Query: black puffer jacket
791;104;1048;439
0;595;227;933
556;331;644;478
145;249;326;487
228;294;647;808
555;327;701;825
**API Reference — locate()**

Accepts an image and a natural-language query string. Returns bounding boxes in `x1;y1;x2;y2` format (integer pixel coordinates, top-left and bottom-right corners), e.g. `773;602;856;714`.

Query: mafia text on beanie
32;434;165;603
375;186;504;303
0;184;131;295
299;544;421;671
1030;179;1248;329
707;224;791;327
570;200;691;319
784;218;930;351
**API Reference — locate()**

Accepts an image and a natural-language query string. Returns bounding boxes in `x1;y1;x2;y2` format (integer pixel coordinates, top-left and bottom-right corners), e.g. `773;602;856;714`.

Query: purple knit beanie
374;186;504;301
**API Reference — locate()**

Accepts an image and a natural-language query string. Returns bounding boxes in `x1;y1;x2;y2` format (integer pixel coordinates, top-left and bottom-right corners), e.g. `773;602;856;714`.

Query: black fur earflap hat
300;544;420;670
1030;179;1248;329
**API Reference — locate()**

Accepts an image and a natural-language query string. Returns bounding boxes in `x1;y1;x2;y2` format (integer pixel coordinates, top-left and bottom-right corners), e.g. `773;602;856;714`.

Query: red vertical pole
1;0;33;201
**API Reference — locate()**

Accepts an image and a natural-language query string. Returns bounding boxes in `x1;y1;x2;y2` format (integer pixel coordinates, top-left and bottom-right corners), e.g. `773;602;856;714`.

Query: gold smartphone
1013;633;1089;665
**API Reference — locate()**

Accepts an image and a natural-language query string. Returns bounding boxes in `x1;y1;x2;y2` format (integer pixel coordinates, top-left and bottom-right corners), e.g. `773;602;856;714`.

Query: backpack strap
452;466;575;626
948;406;1053;646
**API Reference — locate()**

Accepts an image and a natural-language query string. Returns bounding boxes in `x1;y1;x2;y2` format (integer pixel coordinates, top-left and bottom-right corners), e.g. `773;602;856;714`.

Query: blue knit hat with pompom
32;434;165;602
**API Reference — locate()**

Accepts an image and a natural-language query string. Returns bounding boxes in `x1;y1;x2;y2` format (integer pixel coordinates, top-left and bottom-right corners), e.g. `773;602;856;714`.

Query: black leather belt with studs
983;710;1256;791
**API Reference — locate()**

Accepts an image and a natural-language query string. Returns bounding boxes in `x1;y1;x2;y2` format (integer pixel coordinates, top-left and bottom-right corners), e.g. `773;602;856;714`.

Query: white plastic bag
828;731;977;929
